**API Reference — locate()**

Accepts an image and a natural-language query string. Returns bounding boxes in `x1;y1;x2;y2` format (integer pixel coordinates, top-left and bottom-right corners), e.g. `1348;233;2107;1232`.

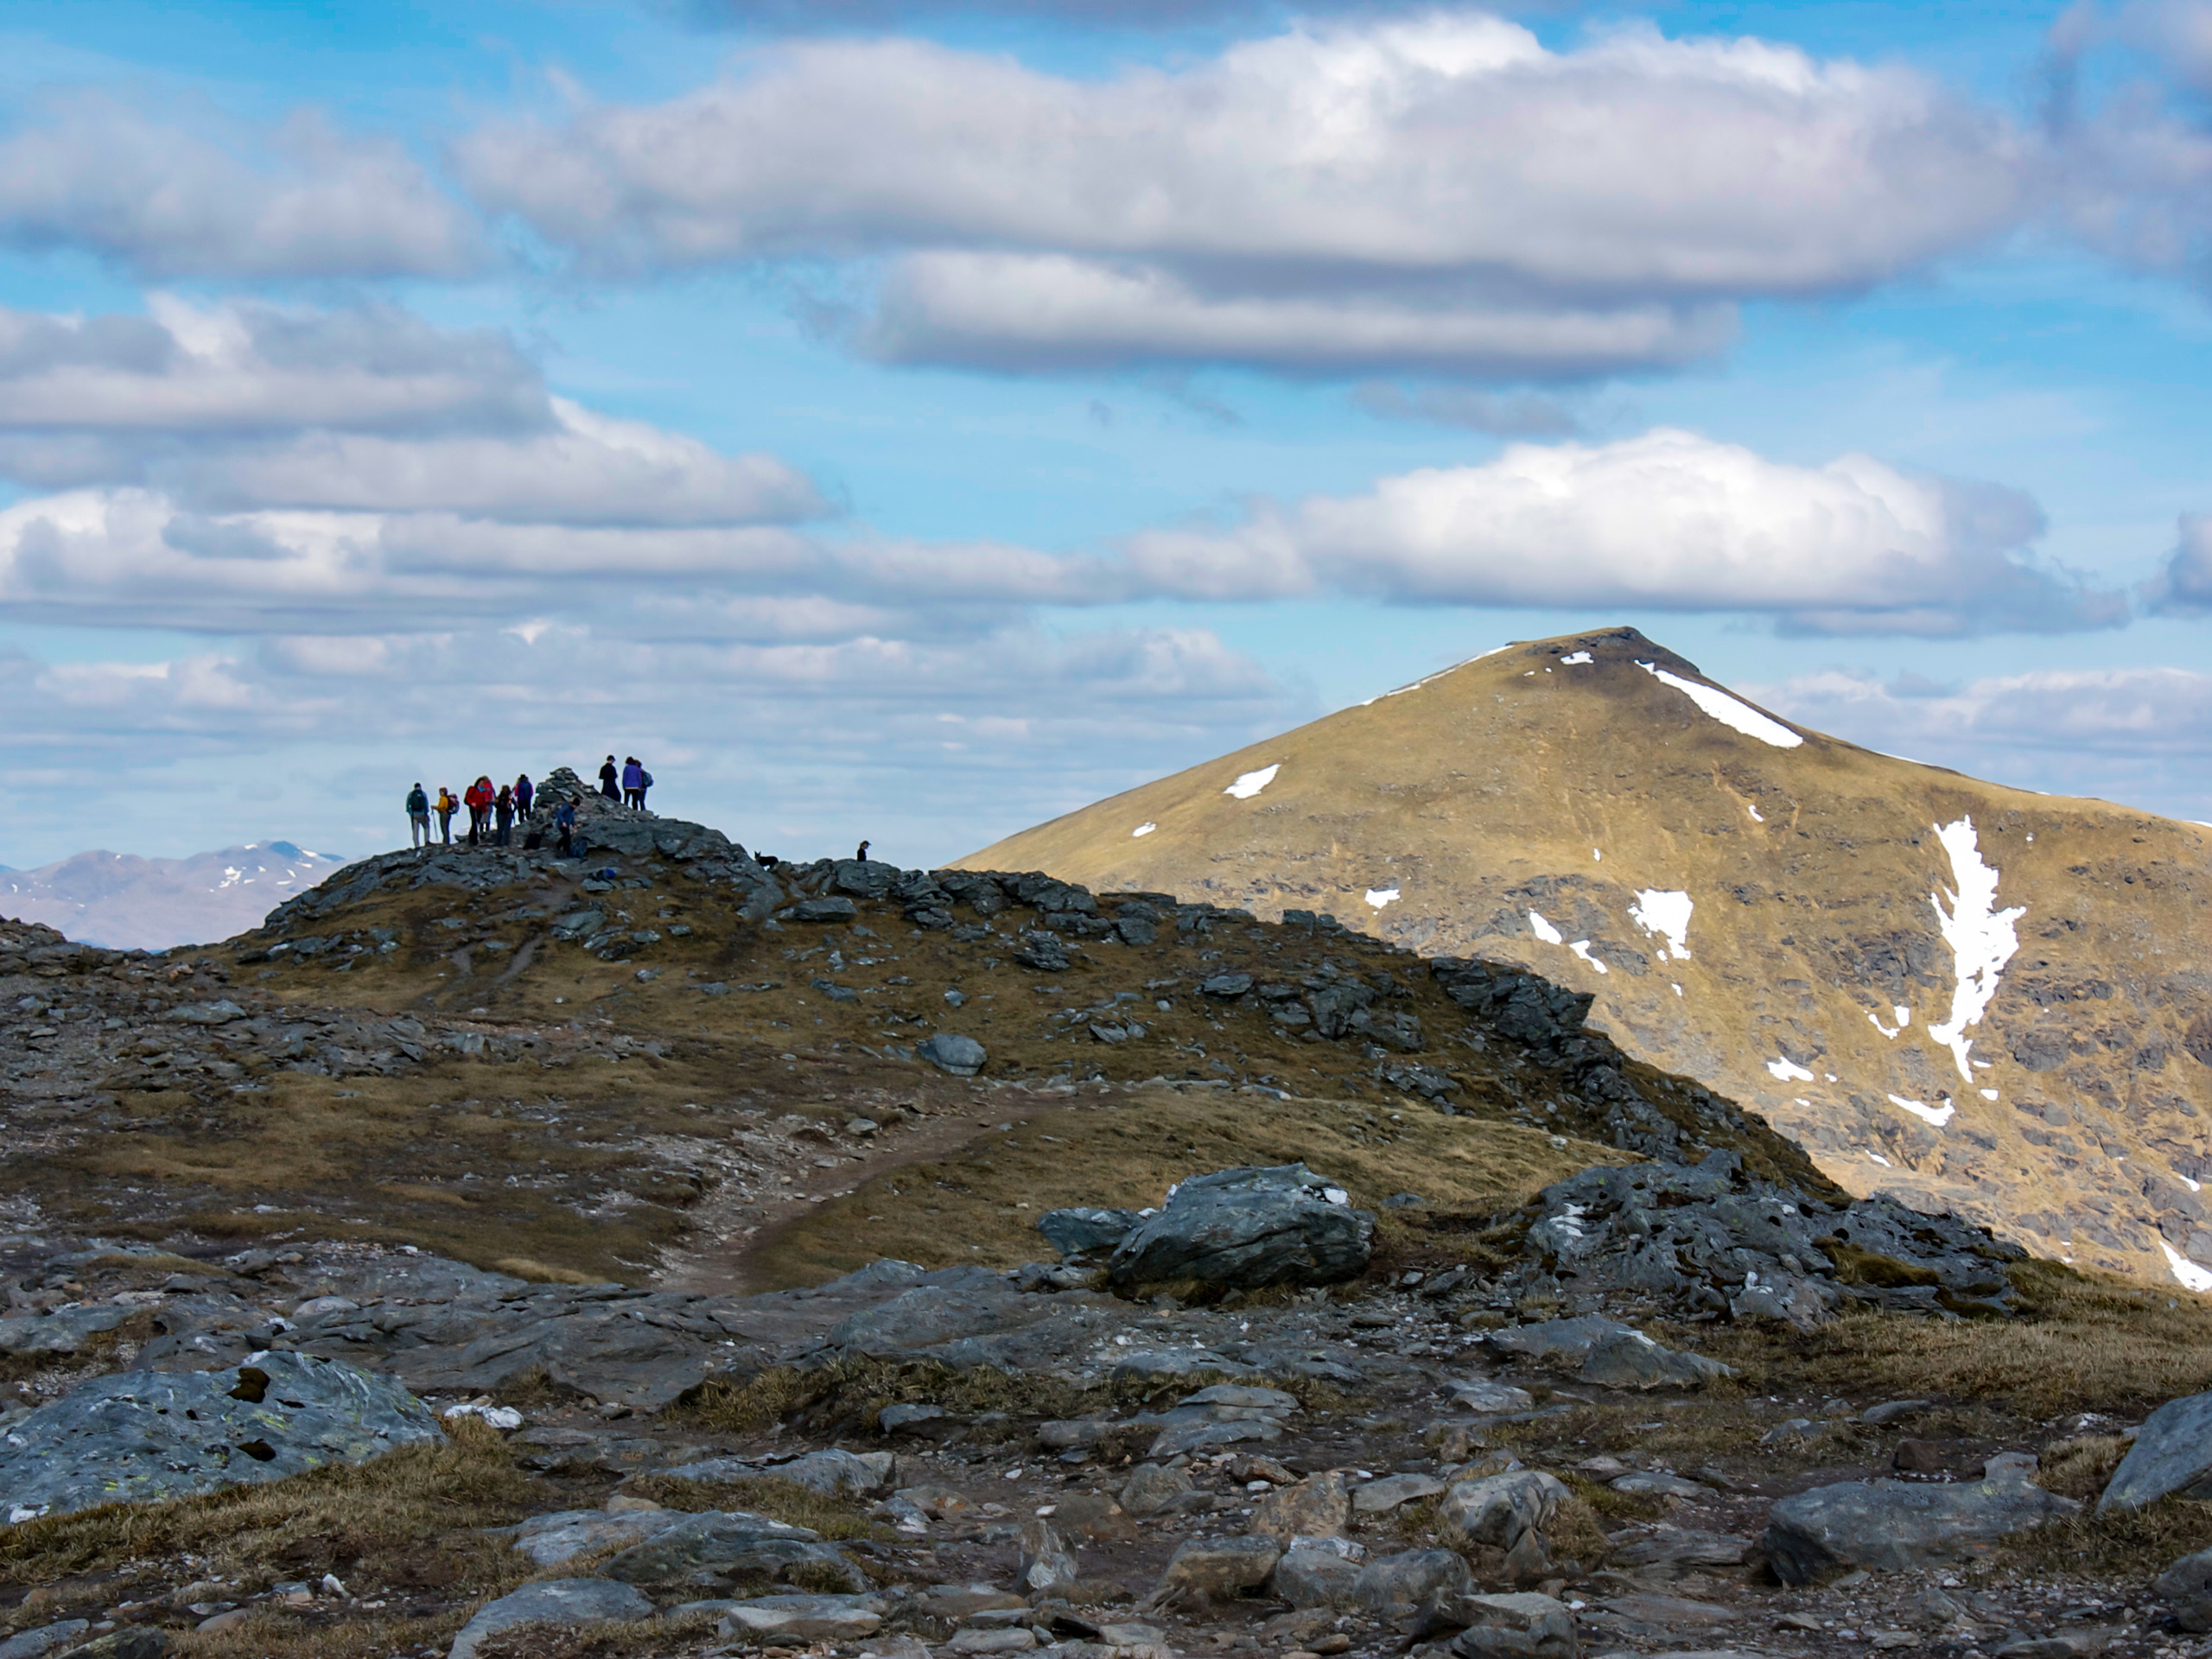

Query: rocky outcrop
1491;1151;2023;1327
0;1352;439;1525
2100;1387;2212;1512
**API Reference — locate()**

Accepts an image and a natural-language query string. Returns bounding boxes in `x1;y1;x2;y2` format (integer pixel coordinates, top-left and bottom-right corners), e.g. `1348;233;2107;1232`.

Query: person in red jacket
465;776;494;846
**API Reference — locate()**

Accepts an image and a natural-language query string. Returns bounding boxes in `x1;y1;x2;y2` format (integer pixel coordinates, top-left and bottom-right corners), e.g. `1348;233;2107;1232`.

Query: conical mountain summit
959;626;2212;1288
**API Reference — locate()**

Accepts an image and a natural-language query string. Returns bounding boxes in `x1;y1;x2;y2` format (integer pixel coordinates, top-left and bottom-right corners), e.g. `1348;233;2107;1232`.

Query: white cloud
1120;427;2125;634
0;93;486;279
2144;512;2212;611
1764;663;2212;756
458;16;2030;378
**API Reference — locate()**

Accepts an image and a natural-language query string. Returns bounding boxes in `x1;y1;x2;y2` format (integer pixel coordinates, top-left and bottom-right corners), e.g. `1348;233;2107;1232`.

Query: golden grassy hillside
958;626;2212;1289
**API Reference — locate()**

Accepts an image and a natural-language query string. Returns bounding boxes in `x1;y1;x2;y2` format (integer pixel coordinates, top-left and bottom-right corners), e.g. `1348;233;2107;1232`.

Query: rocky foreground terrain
6;777;2212;1659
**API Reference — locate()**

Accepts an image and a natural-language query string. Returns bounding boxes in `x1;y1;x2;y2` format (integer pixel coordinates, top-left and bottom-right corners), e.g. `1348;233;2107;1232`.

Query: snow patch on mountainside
1925;817;2025;1083
1638;662;1803;748
1629;889;1693;959
1224;764;1280;800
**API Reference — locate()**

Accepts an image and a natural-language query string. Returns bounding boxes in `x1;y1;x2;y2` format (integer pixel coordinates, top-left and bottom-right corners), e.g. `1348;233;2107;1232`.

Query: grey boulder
918;1033;987;1077
1484;1316;1637;1366
0;1624;92;1659
0;1352;439;1526
448;1579;653;1659
2156;1545;2212;1631
1446;1592;1579;1659
1351;1548;1473;1613
2101;1389;2212;1512
1273;1540;1364;1608
1763;1468;2080;1583
1108;1165;1374;1293
1155;1535;1282;1599
0;1306;136;1359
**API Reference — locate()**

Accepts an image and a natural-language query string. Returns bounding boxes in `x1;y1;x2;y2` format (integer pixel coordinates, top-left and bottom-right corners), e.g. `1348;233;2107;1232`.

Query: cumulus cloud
458;16;2030;378
0;296;830;628
0;92;487;279
1120;428;2127;635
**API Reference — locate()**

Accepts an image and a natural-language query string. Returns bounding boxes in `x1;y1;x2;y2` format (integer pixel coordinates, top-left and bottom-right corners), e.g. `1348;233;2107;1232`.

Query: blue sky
3;0;2212;869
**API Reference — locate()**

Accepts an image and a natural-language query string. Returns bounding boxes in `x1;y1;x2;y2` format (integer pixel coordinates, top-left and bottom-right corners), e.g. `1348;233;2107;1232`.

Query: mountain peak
959;640;2212;1291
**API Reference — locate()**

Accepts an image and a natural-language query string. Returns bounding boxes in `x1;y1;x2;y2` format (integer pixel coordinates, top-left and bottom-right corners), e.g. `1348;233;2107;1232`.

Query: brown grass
1999;1497;2212;1580
1685;1260;2212;1418
748;1094;1613;1289
2038;1435;2130;1501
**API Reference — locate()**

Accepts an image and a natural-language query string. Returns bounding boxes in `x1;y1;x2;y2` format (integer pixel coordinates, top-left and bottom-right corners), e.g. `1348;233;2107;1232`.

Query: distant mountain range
962;626;2212;1292
0;842;346;951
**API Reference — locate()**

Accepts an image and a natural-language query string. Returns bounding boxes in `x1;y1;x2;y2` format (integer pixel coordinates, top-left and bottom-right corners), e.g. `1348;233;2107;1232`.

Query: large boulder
1446;1592;1579;1659
600;1510;847;1589
1763;1465;2080;1583
1108;1166;1375;1293
2101;1389;2212;1512
0;1352;439;1526
1350;1548;1473;1614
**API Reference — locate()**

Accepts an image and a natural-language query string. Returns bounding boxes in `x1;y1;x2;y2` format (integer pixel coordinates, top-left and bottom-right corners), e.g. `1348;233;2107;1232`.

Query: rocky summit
958;626;2212;1294
3;767;2212;1659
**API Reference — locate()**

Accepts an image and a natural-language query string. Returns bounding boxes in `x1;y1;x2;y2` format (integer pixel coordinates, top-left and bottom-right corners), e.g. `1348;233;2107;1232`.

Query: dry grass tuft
2001;1497;2212;1580
1560;1471;1663;1523
0;1416;542;1590
1546;1493;1615;1572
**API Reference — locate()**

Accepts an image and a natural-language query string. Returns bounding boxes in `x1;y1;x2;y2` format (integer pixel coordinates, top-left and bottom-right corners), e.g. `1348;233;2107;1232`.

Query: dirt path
650;1079;1122;1295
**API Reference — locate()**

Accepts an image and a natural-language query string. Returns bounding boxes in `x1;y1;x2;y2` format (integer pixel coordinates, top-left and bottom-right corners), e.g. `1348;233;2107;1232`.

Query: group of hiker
404;754;656;855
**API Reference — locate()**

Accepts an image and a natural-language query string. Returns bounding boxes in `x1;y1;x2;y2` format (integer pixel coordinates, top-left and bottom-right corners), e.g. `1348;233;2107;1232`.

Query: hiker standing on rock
494;784;516;847
466;776;493;845
553;798;577;857
515;773;534;819
406;783;431;849
598;755;620;800
622;756;645;809
435;786;457;844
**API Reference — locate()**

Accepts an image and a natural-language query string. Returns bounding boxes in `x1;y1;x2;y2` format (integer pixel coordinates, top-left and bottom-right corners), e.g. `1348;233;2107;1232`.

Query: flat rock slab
0;1352;438;1525
601;1509;832;1587
1602;1596;1741;1626
1764;1473;2080;1583
507;1508;690;1567
1353;1473;1446;1515
0;1306;135;1359
718;1594;884;1641
1580;1331;1735;1390
1484;1315;1636;1365
448;1578;653;1659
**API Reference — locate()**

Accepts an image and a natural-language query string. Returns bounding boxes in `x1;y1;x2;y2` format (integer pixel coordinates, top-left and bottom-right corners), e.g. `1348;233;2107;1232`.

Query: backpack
640;772;653;789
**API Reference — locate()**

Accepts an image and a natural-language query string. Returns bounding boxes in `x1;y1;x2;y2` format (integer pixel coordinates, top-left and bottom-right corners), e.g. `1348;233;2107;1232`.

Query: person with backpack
495;784;516;847
465;776;494;845
435;786;457;844
515;773;534;819
406;783;431;849
553;798;578;857
636;762;654;811
599;755;620;801
621;756;645;809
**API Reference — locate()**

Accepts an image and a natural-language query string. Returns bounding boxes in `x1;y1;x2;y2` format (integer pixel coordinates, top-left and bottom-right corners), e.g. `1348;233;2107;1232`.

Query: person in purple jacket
514;772;534;819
